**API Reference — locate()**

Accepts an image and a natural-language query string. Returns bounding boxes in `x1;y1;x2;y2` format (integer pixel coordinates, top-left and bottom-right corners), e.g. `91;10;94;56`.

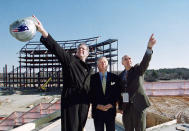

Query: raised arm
138;34;157;75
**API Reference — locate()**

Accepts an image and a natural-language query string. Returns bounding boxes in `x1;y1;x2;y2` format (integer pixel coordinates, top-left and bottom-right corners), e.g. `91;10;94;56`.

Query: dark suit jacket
119;52;152;112
90;72;120;121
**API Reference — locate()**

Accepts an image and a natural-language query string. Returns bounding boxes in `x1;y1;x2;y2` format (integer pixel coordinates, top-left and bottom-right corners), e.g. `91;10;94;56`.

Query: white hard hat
9;16;37;42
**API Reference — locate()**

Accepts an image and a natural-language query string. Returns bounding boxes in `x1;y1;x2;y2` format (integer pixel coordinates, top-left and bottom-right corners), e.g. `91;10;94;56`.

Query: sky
0;0;189;72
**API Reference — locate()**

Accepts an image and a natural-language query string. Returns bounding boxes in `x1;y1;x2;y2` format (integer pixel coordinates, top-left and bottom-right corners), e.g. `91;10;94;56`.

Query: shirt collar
99;72;107;77
99;72;107;81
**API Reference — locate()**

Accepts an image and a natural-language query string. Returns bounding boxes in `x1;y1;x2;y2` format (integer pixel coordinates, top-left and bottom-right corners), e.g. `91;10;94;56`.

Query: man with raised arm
118;34;156;131
33;16;93;131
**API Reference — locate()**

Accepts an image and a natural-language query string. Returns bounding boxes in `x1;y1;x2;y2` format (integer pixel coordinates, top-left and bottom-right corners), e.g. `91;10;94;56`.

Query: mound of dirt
147;96;189;124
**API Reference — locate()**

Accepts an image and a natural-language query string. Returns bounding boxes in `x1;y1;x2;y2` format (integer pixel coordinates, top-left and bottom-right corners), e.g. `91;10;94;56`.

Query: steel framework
2;36;118;90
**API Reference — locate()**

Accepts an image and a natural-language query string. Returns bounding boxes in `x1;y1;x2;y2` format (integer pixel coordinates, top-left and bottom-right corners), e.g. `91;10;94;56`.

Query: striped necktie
102;74;106;94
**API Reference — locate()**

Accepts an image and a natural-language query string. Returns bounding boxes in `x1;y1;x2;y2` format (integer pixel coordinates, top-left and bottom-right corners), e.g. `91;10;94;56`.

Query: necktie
102;74;106;94
123;70;128;81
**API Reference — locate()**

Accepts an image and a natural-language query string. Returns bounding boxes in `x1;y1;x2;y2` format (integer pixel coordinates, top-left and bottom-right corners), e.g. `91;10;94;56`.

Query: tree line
144;68;189;82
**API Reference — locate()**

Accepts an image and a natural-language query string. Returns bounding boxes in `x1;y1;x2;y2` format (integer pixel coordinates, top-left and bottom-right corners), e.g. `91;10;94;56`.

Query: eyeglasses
78;47;88;51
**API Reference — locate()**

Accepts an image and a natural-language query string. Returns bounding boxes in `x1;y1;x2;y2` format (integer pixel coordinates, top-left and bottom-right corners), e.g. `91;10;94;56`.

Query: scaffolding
1;36;118;90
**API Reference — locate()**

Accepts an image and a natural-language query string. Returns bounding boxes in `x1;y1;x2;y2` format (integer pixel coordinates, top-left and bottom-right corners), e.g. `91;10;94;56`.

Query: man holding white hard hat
33;15;93;131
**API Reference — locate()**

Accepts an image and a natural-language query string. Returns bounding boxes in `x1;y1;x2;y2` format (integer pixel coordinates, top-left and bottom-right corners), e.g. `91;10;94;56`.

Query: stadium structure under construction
1;36;118;90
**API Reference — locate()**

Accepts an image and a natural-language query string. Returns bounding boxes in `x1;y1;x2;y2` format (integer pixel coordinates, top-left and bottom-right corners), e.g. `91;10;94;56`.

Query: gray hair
97;56;108;65
122;55;129;61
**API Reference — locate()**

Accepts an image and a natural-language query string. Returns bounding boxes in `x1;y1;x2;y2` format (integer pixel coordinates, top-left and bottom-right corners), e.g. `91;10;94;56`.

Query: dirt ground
147;96;189;124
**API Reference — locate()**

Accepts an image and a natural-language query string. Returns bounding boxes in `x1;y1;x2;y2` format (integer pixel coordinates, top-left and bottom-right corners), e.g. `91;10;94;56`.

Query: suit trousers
93;118;115;131
61;103;89;131
122;104;146;131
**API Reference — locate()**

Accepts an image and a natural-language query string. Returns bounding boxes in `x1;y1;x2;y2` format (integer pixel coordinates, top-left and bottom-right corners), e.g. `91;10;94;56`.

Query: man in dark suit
33;16;93;131
118;34;156;131
90;57;120;131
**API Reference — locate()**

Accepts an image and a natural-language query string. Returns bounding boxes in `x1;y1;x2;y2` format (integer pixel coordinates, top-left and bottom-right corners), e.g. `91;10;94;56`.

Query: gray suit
118;51;152;131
